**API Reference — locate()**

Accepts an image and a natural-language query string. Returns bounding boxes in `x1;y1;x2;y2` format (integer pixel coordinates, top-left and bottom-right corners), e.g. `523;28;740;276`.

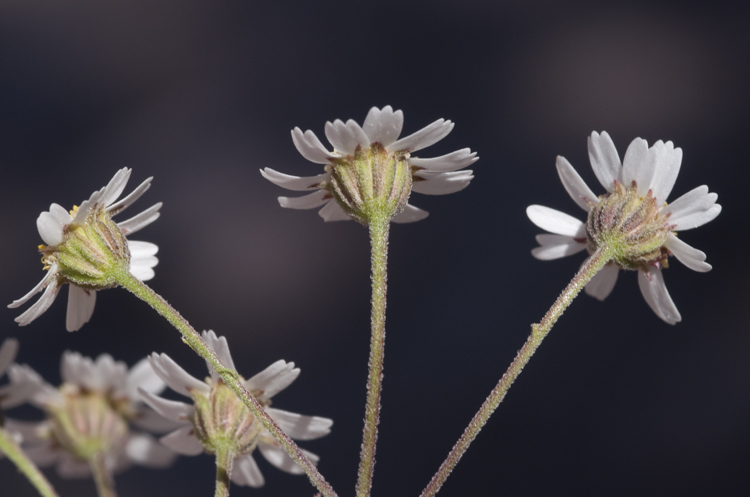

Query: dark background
1;1;749;496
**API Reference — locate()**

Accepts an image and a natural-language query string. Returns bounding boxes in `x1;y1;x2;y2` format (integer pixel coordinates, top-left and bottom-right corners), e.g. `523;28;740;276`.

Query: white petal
57;453;91;478
584;262;619;300
8;270;58;309
14;279;61;327
621;138;656;196
36;204;70;246
665;233;711;272
131;406;186;433
362;106;404;146
117;202;162;236
526;205;586;237
129;240;159;257
556;156;598;212
3;419;44;443
258;442;318;474
65;286;96;332
662;185;721;231
126;358;166;399
587;131;621;192
0;338;19;377
98;168;132;208
267;408;332;440
126;433;176;468
260;168;330;191
531;234;587;260
201;330;236;381
324;119;370;156
318;200;353;222
149;353;209;397
24;443;60;467
390;119;454;153
244;360;299;401
231;454;265;487
129;241;159;281
392;204;429;223
278;189;329;210
412;171;473;195
1;365;42;409
130;264;155;281
409;148;478;172
291;128;336;164
159;425;204;456
638;267;681;325
649;141;682;205
107;176;153;215
139;389;194;422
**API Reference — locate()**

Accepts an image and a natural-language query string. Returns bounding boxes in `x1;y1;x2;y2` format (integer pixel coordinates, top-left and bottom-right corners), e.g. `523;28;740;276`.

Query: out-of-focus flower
0;338;39;417
141;330;333;488
527;131;720;324
262;105;478;225
8;168;161;331
5;351;177;478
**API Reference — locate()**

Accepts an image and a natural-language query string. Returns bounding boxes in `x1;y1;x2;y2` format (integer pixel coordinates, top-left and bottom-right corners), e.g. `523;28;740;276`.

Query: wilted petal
65;286;96;332
638;266;681;325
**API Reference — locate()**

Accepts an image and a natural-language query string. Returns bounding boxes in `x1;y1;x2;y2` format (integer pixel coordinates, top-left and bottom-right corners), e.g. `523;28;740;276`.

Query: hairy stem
90;451;117;497
116;270;337;497
214;448;234;497
420;245;614;497
0;426;59;497
355;215;390;497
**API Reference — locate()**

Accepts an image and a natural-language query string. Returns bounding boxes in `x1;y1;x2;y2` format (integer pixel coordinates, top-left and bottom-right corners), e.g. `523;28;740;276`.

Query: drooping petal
139;388;194;422
126;433;177;468
662;185;721;231
8;270;58;309
149;353;210;397
98;168;132;208
318;200;353;222
584;262;619;300
555;156;598;212
36;204;70;246
531;234;587;260
260;168;330;191
278;189;329;210
117;202;162;235
526;205;587;237
159;425;204;456
201;330;236;380
638;266;681;325
391;203;429;223
65;286;96;332
390;119;454;153
14;280;62;327
587;131;621;192
621;138;656;196
0;338;19;377
107;176;153;215
409;148;478;172
665;233;711;272
258;441;318;474
232;454;265;487
291;128;335;164
267;408;333;440
362;106;404;146
324;119;370;156
126;358;166;399
649;141;682;205
412;170;473;195
244;360;300;400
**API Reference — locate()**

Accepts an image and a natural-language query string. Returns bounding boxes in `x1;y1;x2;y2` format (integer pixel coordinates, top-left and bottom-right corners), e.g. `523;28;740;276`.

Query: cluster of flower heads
527;131;721;323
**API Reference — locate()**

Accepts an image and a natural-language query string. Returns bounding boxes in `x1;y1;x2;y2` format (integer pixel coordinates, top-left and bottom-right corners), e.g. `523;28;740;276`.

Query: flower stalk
0;426;59;497
420;244;615;497
356;214;390;497
113;268;337;497
90;451;117;497
214;446;233;497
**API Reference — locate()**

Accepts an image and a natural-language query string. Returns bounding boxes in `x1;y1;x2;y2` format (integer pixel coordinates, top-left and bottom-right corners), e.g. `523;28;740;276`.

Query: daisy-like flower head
141;330;333;488
527;131;721;324
5;351;177;478
8;168;162;331
261;105;478;225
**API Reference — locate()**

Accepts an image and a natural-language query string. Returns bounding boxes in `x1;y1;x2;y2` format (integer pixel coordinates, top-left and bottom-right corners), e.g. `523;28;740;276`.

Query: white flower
527;131;721;324
0;338;40;414
8;168;162;331
261;105;478;223
140;330;333;488
5;351;177;478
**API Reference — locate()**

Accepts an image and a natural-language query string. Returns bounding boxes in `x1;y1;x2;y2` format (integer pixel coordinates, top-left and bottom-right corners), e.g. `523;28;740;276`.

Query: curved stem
355;216;390;497
420;245;614;497
0;426;59;497
90;451;117;497
115;269;338;497
214;448;234;497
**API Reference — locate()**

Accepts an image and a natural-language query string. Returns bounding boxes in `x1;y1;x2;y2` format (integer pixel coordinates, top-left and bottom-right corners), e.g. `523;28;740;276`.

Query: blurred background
1;1;748;496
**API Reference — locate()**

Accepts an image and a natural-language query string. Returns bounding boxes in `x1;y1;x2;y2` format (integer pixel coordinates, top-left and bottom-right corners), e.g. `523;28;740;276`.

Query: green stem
355;215;390;497
115;269;338;497
420;245;614;497
0;426;59;497
214;448;234;497
90;451;117;497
